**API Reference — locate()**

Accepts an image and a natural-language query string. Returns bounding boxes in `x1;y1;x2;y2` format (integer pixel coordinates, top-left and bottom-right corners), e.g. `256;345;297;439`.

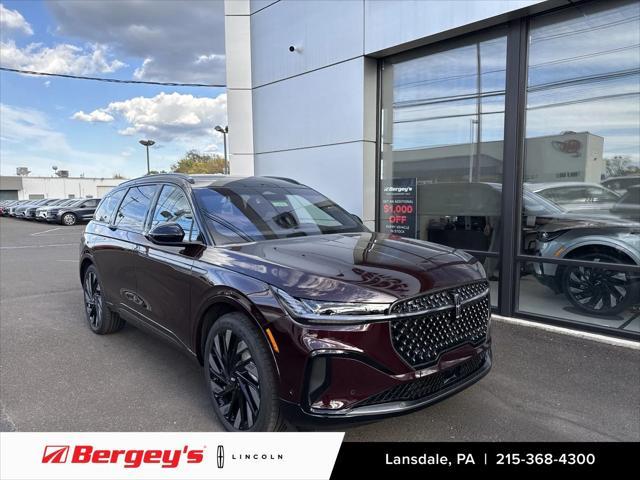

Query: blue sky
1;0;226;178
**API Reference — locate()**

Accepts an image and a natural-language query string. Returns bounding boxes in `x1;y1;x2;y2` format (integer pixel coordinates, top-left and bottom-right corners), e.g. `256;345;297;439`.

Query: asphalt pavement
1;217;638;440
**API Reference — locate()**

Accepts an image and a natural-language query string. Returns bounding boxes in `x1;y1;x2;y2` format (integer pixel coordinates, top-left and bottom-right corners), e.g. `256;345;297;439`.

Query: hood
539;212;640;232
200;232;485;303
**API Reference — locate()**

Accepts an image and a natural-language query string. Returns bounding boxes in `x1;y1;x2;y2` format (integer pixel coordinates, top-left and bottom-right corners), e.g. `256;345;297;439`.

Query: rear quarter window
94;189;126;223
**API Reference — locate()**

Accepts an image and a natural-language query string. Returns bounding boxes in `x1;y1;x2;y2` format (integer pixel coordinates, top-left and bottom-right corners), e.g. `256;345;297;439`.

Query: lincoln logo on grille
452;293;462;319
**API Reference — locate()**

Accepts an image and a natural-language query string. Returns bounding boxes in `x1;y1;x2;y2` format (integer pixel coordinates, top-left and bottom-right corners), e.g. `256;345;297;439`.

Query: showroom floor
1;217;638;440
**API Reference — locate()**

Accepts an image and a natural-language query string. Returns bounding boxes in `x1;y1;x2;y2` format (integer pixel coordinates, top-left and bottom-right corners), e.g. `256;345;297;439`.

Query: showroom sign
381;178;418;238
1;432;343;479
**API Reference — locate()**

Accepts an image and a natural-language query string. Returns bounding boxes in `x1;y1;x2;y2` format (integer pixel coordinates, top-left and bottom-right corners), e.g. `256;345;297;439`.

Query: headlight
273;287;390;323
537;230;567;242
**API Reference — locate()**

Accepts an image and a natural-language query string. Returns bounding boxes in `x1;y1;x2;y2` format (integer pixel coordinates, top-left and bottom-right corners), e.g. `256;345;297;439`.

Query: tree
171;150;226;174
605;155;639;177
112;173;125;179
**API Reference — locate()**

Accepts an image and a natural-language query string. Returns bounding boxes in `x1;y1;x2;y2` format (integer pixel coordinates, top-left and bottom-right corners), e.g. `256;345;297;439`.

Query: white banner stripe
0;432;345;480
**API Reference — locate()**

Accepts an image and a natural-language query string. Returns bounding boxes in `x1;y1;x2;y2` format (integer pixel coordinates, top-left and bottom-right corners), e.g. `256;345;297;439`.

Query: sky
0;0;227;179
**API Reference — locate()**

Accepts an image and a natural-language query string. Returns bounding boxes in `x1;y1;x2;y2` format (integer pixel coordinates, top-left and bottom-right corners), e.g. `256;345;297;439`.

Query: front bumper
281;345;491;427
256;284;492;426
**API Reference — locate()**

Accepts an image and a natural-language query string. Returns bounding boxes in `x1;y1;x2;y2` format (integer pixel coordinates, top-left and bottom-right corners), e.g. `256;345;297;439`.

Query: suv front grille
390;282;490;368
356;353;486;407
390;281;489;315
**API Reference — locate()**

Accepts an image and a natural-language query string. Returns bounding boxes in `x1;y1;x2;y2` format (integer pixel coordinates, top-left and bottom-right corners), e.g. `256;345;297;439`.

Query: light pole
215;125;228;174
139;139;155;174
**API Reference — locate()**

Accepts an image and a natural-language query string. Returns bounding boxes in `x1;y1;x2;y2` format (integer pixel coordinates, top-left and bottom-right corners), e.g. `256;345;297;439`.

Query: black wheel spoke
207;328;261;431
565;255;631;315
83;270;103;328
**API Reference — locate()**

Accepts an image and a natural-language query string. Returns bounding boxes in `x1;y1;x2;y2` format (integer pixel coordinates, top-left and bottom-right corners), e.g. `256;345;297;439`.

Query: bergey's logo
42;445;70;464
41;445;204;468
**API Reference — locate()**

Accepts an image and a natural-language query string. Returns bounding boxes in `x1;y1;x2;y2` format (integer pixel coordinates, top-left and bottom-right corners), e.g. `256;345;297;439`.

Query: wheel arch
79;255;94;283
562;243;638;265
194;291;279;377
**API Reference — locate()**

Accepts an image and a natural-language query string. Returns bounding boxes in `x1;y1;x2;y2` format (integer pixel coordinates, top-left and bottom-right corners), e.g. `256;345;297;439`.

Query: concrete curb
493;314;640;350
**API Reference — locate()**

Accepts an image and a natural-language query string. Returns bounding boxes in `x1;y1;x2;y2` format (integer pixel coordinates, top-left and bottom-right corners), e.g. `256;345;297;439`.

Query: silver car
527;190;639;316
525;181;621;215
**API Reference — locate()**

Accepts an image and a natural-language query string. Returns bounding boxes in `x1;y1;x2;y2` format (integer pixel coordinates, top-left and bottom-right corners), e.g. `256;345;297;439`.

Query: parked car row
0;197;101;225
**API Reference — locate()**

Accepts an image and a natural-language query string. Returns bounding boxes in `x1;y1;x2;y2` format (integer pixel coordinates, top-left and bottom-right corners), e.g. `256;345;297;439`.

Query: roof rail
262;176;300;185
119;172;195;185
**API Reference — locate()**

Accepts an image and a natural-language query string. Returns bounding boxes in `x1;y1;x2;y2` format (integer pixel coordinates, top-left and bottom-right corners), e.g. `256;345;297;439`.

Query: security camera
289;45;302;53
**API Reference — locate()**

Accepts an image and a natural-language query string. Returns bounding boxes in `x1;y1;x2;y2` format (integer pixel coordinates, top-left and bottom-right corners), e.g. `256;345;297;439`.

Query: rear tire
61;213;77;226
203;312;285;432
82;265;125;334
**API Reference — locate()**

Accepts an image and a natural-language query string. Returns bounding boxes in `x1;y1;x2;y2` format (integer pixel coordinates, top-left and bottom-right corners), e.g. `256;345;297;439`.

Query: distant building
0;176;126;201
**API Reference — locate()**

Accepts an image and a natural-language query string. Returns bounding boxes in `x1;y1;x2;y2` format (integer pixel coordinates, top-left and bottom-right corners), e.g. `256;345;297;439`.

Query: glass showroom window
379;28;508;307
519;0;640;331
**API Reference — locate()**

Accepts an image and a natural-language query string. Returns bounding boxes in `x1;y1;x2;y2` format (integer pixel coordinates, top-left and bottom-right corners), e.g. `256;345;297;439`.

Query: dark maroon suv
80;174;491;431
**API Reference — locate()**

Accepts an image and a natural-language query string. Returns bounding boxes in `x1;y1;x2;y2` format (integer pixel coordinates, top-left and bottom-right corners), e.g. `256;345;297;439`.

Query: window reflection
519;0;640;321
380;32;507;258
520;261;639;332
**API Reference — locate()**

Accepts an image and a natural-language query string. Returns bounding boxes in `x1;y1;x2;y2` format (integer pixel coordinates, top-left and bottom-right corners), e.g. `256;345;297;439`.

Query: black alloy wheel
84;267;104;331
208;329;261;430
203;313;285;432
562;253;638;316
82;265;125;334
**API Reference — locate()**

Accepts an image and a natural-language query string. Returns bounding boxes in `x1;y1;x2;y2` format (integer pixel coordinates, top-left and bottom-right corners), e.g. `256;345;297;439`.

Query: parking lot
1;217;638;440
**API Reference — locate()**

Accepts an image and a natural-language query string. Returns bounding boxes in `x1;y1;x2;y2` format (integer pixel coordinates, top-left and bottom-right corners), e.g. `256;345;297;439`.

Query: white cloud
48;0;225;84
0;103;128;177
0;39;125;75
72;92;227;145
0;103;67;150
0;3;33;35
71;110;114;123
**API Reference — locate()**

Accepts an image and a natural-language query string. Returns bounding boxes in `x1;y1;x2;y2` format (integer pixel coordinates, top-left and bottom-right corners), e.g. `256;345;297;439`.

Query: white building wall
16;177;125;200
224;0;256;176
225;0;556;226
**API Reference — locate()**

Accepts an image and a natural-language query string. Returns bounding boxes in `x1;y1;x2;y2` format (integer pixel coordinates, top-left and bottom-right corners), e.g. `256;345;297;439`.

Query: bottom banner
331;442;638;476
0;432;343;480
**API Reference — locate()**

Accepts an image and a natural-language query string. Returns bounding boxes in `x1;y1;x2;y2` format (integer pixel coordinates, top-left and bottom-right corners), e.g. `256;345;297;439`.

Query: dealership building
0;176;125;201
224;0;640;337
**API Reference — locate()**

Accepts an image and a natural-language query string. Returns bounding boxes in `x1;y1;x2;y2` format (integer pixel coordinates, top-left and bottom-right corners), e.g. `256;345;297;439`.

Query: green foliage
171;150;226;174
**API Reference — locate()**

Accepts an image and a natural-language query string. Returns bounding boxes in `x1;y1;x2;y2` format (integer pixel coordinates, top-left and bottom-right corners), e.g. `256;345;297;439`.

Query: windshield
194;185;366;245
522;189;566;215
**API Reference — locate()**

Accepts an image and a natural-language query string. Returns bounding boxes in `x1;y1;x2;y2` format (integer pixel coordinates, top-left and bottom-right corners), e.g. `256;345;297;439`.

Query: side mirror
147;222;186;245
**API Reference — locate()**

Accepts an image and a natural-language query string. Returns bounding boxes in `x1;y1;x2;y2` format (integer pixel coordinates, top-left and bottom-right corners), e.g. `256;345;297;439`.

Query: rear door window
114;185;156;232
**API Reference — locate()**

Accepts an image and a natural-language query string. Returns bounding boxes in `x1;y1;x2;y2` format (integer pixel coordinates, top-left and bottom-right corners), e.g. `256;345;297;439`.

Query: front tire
562;252;638;316
204;312;285;432
61;213;77;226
82;265;124;334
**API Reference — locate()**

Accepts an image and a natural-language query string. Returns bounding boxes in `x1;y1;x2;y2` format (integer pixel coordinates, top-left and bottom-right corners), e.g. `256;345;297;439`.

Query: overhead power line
0;67;226;88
